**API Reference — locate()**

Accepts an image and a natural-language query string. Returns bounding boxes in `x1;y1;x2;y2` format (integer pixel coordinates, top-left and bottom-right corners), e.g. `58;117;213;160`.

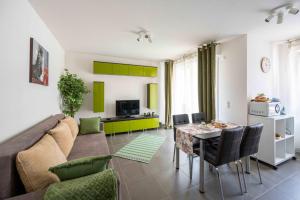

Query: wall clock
261;57;271;73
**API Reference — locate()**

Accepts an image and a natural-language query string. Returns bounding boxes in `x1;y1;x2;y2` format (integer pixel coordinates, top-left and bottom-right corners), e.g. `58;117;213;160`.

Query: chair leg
189;155;193;180
209;164;213;172
255;156;262;184
173;144;176;162
239;160;247;193
235;161;244;195
216;167;224;200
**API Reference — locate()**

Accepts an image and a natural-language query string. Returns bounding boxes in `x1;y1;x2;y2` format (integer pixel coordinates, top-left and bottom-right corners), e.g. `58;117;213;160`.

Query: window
172;54;199;116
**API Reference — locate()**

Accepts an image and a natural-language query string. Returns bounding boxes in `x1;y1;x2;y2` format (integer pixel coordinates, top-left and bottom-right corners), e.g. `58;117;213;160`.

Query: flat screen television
116;100;140;117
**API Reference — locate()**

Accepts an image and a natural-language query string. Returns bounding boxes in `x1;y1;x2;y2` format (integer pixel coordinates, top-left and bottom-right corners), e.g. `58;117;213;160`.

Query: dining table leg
199;139;205;193
176;146;180;169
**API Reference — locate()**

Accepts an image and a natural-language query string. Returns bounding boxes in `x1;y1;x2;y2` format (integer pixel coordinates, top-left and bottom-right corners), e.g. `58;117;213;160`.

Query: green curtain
164;60;173;128
198;43;216;122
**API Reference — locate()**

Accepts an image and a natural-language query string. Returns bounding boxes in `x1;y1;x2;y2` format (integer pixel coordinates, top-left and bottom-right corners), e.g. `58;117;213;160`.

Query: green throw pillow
44;169;118;200
49;155;112;181
79;117;100;134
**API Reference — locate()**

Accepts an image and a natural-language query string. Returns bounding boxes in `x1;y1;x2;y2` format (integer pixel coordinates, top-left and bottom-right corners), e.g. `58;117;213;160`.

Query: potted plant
58;69;89;117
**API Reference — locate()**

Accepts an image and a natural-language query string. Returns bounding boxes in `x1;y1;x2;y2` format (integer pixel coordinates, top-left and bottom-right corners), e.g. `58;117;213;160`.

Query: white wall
0;0;65;142
247;33;274;99
218;35;248;125
65;52;160;120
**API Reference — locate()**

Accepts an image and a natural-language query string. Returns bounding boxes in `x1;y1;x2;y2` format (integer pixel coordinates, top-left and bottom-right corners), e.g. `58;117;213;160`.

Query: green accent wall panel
93;81;104;112
147;83;158;109
93;61;157;77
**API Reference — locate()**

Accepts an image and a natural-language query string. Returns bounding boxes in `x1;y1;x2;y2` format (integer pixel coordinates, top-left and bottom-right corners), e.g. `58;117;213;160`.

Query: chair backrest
192;112;205;123
172;114;189;142
240;123;263;158
216;126;244;166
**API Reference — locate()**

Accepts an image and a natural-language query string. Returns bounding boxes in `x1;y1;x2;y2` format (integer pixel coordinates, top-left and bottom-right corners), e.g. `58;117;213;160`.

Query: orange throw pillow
60;116;79;139
48;122;74;157
16;134;67;192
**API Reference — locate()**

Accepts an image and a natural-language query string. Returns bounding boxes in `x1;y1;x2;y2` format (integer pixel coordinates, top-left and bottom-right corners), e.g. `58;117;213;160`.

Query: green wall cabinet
128;66;144;76
93;81;104;112
103;118;159;135
144;67;157;77
94;62;113;75
93;61;157;77
147;83;158;109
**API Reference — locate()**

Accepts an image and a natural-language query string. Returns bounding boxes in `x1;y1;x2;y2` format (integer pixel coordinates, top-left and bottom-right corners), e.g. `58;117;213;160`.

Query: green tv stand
101;116;159;135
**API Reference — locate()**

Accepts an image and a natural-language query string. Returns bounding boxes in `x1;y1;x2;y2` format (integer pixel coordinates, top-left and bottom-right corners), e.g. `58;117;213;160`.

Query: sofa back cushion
60;116;79;138
0;114;65;199
16;134;67;192
48;122;74;157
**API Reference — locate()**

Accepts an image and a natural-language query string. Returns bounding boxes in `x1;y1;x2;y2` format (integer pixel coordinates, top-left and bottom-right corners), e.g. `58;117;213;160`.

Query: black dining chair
192;113;220;151
238;123;264;193
191;112;206;124
172;114;199;180
196;127;244;200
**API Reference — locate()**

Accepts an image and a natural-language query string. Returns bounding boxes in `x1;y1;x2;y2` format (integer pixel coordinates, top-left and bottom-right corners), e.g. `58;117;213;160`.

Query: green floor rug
113;134;166;163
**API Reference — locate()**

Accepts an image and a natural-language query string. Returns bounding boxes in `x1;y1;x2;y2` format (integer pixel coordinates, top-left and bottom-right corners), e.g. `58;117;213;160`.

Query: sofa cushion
49;155;112;181
68;132;110;160
79;117;100;134
5;189;46;200
48;122;74;157
16;134;67;192
60;117;79;139
44;169;118;200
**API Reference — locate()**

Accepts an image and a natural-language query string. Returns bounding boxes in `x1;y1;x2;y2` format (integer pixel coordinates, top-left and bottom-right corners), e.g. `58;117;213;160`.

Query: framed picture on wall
29;38;49;86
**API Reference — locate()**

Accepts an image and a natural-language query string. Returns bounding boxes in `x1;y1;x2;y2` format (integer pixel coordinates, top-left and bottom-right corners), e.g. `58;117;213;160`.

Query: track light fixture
136;31;152;43
277;12;284;24
265;4;299;24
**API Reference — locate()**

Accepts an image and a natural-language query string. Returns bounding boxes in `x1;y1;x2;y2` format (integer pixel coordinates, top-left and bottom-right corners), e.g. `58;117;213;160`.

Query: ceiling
29;0;300;61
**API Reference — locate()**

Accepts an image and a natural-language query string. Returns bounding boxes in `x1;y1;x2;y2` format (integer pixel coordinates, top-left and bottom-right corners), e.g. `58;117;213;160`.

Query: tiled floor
107;129;300;200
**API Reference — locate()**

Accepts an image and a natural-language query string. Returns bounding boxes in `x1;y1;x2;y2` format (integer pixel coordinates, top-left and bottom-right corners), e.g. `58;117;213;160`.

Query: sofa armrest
5;189;45;200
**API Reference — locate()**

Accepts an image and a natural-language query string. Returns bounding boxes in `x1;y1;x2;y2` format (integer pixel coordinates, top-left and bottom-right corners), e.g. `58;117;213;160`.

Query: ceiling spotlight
136;31;152;43
265;4;299;24
137;34;142;42
144;34;152;43
265;14;274;22
277;12;284;24
288;7;299;15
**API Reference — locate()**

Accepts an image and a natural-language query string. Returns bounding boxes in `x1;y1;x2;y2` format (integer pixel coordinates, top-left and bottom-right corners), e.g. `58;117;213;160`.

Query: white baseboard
295;148;300;153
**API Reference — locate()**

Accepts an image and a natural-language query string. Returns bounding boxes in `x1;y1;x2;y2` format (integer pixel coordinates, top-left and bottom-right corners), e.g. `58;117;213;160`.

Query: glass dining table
174;123;251;193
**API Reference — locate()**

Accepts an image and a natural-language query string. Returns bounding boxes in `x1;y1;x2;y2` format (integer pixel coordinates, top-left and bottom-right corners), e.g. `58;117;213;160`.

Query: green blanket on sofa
44;169;118;200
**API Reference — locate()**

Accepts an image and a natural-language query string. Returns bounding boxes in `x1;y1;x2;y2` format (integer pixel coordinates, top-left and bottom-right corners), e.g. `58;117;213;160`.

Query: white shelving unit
248;115;296;168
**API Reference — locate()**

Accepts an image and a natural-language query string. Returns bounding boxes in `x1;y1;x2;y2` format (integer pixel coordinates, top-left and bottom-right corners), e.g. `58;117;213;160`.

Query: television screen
116;100;140;116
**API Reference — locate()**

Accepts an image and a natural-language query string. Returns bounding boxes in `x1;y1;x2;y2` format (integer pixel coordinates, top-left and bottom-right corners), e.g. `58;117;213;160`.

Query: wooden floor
108;129;300;200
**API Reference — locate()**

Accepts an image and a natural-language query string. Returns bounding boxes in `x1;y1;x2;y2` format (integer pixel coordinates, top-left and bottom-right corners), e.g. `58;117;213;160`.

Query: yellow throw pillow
48;122;74;157
16;134;67;192
60;116;79;139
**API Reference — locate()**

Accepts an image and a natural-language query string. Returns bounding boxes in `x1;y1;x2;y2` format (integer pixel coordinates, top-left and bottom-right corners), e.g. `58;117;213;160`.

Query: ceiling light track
136;30;152;43
265;3;299;24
